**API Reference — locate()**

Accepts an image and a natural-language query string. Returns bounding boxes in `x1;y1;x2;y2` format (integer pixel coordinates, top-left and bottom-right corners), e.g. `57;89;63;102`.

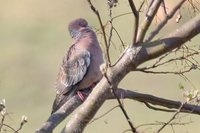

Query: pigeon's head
68;18;89;38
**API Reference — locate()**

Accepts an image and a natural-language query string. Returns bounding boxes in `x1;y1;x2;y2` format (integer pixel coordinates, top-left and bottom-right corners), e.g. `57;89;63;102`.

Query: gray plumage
51;18;103;114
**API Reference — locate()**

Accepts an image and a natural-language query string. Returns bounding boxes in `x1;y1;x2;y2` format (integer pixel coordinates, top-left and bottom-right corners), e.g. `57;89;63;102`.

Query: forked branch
137;0;162;43
146;0;187;42
36;87;200;132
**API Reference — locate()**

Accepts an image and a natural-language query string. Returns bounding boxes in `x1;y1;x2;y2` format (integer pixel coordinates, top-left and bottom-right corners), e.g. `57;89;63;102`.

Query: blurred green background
0;0;200;133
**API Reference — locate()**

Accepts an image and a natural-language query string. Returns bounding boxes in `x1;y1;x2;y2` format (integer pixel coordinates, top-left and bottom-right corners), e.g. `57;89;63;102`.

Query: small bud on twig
107;0;118;8
21;115;28;124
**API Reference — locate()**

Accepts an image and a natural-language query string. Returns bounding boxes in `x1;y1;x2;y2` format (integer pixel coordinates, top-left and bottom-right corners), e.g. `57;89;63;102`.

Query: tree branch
87;0;111;65
61;77;114;133
110;88;200;115
157;102;185;132
137;0;162;43
37;12;200;133
146;0;187;42
60;14;200;133
111;87;137;133
37;87;200;133
36;95;82;133
143;102;177;112
89;105;119;124
137;14;200;65
128;0;139;46
138;50;199;70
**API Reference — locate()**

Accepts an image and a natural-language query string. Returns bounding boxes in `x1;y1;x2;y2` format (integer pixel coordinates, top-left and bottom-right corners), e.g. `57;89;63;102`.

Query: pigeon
51;18;104;114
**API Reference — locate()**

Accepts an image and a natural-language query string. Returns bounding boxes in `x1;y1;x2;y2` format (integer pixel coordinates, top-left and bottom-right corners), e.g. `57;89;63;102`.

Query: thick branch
61;78;111;133
61;46;138;133
37;87;200;133
137;14;200;65
110;88;200;115
61;14;200;133
36;95;82;133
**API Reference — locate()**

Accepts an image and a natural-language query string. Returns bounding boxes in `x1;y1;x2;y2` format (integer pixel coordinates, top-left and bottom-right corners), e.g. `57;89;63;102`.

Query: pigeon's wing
52;46;91;114
55;46;91;95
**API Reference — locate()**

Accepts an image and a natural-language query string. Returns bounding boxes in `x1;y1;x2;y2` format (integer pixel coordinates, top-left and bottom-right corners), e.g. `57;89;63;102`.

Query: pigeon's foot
77;91;88;101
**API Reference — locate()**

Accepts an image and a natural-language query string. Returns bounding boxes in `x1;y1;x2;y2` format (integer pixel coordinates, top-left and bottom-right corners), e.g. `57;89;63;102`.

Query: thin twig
103;73;137;133
0;115;5;131
188;0;200;13
146;0;154;13
94;26;117;49
16;122;26;133
138;0;145;12
0;123;18;133
137;121;192;129
112;27;126;49
112;87;137;133
90;105;119;124
108;6;114;61
136;66;195;75
157;102;186;132
123;120;192;133
161;0;167;15
87;0;111;65
94;25;124;50
0;108;25;133
112;12;133;21
138;50;199;70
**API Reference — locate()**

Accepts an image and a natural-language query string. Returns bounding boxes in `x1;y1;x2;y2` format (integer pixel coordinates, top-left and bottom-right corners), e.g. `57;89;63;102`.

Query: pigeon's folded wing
56;47;91;95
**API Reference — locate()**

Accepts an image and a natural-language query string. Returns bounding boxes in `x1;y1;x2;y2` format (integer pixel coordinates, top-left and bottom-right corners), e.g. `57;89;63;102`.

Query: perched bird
51;18;104;114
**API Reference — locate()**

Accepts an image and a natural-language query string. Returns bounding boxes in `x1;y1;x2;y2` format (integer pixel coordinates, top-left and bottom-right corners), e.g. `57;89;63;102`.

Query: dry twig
157;102;186;132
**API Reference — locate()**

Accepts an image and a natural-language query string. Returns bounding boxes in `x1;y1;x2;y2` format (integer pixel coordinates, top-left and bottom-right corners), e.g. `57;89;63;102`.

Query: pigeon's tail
51;89;76;114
